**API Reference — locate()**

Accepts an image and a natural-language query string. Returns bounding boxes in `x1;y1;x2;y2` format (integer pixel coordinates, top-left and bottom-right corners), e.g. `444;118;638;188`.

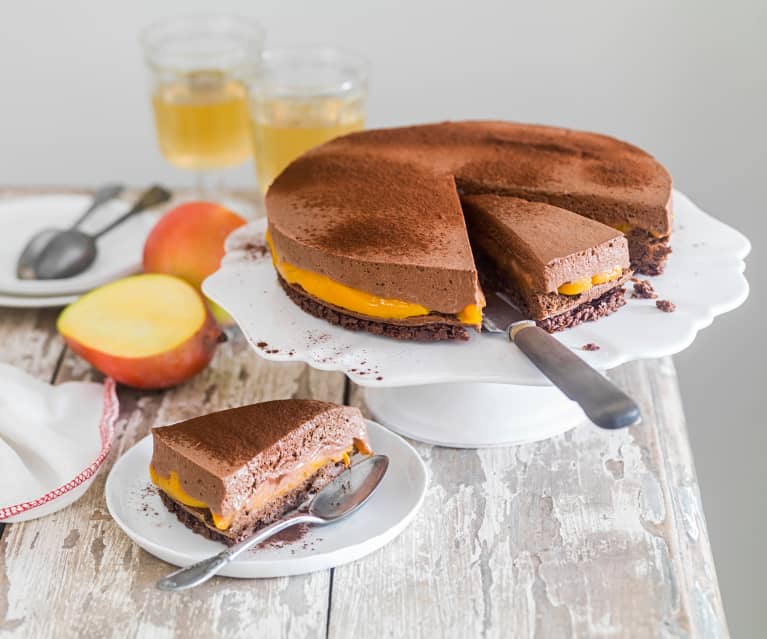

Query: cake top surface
268;151;474;269
152;400;361;474
269;121;672;213
267;120;671;257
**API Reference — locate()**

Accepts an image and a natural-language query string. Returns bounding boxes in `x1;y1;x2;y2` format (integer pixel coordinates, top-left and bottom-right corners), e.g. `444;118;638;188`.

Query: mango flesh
58;274;220;389
142;201;245;325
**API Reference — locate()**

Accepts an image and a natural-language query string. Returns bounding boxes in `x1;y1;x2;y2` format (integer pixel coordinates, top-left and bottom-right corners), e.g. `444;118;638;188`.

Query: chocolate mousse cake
463;195;632;331
266;120;673;340
150;400;371;544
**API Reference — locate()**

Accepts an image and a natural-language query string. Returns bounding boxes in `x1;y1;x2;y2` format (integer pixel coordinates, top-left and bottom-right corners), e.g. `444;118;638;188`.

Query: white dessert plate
0;194;158;296
105;420;427;579
0;291;78;308
204;190;751;387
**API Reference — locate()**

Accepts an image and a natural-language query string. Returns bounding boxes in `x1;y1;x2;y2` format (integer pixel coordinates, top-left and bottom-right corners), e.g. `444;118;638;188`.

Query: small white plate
0;194;158;296
0;291;78;308
105;420;427;578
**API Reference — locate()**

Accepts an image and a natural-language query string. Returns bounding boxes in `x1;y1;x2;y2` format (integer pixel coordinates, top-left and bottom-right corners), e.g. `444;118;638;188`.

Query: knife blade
482;287;642;430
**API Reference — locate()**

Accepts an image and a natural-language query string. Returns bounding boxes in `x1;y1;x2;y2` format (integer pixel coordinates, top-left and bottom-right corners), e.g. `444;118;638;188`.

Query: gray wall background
1;1;764;634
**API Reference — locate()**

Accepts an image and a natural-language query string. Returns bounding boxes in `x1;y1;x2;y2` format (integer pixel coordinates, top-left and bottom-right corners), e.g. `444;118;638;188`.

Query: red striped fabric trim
0;378;119;520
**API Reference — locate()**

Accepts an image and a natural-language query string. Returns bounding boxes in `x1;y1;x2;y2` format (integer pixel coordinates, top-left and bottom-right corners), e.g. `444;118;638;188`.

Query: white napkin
0;362;118;522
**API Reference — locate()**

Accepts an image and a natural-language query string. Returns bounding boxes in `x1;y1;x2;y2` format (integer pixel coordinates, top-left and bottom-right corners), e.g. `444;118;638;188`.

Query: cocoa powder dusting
256;524;311;549
273;152;462;257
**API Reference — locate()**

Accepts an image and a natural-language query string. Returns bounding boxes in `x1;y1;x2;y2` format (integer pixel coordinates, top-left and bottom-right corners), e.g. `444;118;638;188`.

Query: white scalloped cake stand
204;190;750;447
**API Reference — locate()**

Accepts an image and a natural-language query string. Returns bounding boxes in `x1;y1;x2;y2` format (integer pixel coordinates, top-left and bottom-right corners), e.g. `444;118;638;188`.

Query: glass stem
195;171;216;200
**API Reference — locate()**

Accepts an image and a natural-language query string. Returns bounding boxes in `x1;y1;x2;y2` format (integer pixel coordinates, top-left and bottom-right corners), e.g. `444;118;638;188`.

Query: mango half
58;274;221;389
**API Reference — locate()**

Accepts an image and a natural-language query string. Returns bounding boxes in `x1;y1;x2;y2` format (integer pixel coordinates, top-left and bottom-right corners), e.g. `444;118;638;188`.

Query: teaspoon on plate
31;185;172;280
16;183;125;280
156;454;389;591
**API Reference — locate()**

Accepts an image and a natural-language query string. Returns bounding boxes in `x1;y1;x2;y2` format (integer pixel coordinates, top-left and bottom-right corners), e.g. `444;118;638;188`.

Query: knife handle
510;322;641;430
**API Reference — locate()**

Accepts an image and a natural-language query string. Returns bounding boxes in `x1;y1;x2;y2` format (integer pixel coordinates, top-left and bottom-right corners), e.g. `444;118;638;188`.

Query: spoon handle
156;512;323;592
69;184;124;229
92;185;172;239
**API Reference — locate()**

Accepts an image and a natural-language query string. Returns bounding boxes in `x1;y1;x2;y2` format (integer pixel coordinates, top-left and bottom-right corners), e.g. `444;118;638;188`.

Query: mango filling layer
267;232;483;325
150;449;355;531
557;266;624;296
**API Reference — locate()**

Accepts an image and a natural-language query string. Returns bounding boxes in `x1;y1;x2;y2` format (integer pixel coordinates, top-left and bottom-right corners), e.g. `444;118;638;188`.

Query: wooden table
0;184;728;637
0;308;728;638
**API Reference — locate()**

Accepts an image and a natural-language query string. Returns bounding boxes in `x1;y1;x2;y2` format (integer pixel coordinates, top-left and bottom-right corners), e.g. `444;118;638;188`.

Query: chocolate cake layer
279;275;470;341
536;287;627;333
151;400;370;539
625;228;672;275
160;460;347;545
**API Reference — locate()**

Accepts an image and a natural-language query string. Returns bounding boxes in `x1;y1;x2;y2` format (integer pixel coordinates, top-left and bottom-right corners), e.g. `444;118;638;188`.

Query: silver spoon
156;454;390;592
16;183;124;280
32;185;172;280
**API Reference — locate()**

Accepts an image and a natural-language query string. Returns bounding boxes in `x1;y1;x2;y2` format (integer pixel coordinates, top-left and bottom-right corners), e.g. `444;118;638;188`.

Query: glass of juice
141;16;264;191
248;47;368;192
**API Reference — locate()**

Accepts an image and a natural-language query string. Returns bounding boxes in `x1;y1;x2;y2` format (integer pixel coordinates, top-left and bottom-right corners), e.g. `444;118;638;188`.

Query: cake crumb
582;343;601;351
656;300;676;313
256;341;268;349
631;279;658;299
244;243;268;259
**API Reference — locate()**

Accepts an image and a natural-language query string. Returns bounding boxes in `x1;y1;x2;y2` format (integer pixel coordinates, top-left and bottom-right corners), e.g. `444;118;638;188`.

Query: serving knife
482;288;641;430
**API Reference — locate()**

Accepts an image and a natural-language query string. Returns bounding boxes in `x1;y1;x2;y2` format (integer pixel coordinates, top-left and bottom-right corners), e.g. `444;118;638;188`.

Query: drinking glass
141;16;265;193
248;47;368;193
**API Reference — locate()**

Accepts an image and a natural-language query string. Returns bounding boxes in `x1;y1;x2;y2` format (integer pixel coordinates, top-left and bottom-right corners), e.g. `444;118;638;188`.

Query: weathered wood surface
0;315;727;637
334;361;727;639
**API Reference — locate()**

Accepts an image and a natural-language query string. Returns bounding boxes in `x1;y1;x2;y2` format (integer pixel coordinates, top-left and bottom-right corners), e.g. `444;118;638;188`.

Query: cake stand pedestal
363;382;584;447
204;190;750;448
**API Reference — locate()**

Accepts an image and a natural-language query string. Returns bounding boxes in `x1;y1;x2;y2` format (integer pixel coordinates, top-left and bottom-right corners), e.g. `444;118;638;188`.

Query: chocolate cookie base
159;460;347;545
278;275;470;341
535;287;627;332
488;271;627;333
626;229;671;276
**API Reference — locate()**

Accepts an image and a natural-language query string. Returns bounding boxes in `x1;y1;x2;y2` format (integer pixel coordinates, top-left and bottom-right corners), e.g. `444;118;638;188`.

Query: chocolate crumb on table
631;279;658;299
656;300;676;313
582;343;601;351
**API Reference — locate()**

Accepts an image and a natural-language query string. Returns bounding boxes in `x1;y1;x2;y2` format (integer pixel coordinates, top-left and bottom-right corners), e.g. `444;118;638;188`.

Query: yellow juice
152;70;251;170
250;95;365;191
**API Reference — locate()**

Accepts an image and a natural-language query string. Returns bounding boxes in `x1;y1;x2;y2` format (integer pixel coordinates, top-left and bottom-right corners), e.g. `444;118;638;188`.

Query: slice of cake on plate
462;195;632;332
149;400;371;544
